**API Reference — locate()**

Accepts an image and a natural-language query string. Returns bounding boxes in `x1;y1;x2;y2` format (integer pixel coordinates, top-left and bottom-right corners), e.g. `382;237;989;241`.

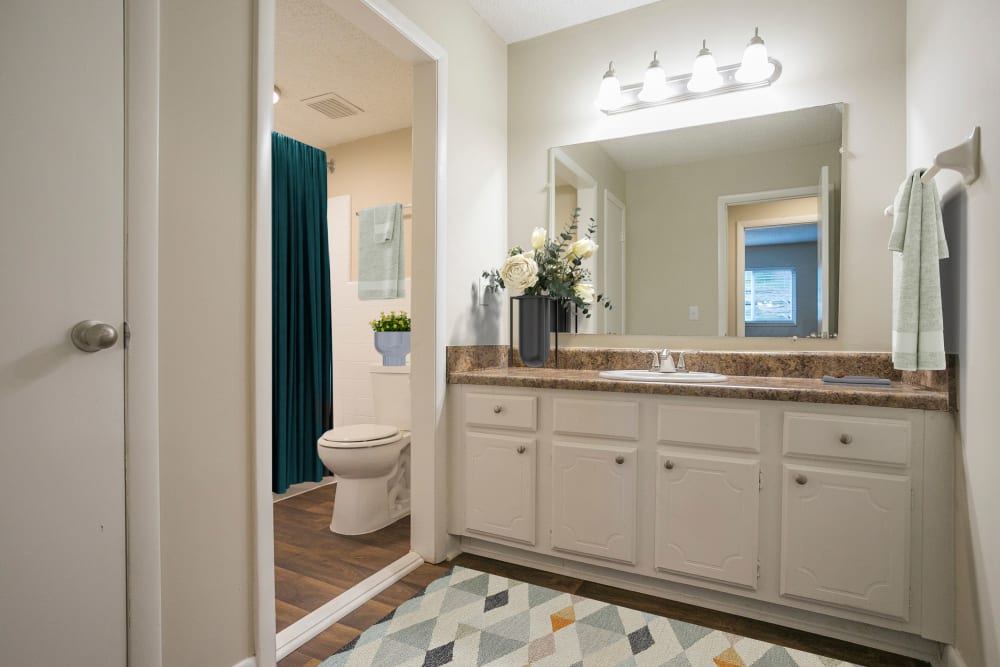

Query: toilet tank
370;365;411;430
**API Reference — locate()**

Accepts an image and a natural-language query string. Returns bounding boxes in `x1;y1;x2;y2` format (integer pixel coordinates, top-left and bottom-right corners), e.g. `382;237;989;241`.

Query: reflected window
744;268;796;323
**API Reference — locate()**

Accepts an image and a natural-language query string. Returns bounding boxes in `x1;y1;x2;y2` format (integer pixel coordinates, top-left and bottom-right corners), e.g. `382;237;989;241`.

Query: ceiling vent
303;92;364;120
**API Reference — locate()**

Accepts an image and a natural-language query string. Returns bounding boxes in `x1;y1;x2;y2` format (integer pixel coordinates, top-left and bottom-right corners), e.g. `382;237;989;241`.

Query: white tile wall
329;196;411;426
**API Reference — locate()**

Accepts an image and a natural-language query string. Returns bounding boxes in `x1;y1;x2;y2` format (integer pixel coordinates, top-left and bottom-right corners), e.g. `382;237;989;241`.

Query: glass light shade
596;62;623;110
735;28;775;83
637;52;669;102
273;86;281;104
687;41;722;92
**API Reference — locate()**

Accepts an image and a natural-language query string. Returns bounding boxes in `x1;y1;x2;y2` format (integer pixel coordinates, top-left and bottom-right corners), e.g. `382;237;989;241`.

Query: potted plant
370;310;411;366
483;209;611;366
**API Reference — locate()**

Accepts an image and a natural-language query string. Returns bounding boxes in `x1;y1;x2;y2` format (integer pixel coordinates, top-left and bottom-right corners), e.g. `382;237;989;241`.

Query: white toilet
316;365;411;535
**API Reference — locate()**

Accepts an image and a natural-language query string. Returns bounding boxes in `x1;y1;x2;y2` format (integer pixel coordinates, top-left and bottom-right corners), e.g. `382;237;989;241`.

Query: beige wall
624;142;838;335
158;1;254;665
324;127;413;280
508;0;906;350
388;0;508;346
908;2;1000;665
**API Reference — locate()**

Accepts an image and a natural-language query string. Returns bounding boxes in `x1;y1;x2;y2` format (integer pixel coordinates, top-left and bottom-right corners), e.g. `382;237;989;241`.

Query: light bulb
735;27;775;83
638;51;669;102
273;86;281;104
687;40;723;92
596;61;623;111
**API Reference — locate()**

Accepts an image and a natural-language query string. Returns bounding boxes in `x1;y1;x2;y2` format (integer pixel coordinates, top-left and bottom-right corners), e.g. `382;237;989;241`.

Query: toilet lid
318;423;401;449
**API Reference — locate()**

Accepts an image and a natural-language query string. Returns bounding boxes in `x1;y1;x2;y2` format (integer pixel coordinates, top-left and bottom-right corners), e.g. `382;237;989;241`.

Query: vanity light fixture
735;27;775;83
273;86;281;104
687;40;723;92
596;61;623;111
638;51;669;102
598;28;782;115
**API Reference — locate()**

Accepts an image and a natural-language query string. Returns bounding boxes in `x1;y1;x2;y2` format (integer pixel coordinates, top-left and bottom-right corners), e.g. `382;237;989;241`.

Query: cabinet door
551;441;637;564
781;465;910;619
466;432;536;544
655;453;759;588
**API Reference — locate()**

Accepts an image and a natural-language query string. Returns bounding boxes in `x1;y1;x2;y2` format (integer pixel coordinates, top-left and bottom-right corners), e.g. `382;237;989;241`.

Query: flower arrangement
369;310;411;332
483;209;612;317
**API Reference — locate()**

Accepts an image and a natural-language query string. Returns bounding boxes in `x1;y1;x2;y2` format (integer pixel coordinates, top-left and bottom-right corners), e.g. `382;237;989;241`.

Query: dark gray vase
516;296;551;367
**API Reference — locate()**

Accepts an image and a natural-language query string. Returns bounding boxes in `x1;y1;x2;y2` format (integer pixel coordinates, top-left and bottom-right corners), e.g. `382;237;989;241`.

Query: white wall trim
943;645;968;667
233;658;258;667
716;186;821;336
252;1;447;665
252;0;278;666
603;190;627;334
276;551;424;660
125;0;162;665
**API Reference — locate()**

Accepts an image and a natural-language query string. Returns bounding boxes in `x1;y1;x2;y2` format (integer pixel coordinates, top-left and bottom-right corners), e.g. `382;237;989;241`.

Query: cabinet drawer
657;404;760;452
465;393;537;431
783;412;911;467
553;398;638;441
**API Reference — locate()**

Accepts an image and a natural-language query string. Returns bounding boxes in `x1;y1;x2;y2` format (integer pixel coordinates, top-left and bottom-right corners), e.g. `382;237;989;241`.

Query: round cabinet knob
795;474;808;485
516;445;526;454
839;433;853;445
615;455;625;465
493;405;503;414
663;460;675;470
71;320;119;353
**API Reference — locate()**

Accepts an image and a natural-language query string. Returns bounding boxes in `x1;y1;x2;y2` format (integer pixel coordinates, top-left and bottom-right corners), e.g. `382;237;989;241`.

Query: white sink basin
598;370;729;383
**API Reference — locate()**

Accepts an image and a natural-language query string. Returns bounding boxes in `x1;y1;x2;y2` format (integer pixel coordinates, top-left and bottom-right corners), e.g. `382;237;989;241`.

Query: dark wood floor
278;551;928;667
273;482;411;632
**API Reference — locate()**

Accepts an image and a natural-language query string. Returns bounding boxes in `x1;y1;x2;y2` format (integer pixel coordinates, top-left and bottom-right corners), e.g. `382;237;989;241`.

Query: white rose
530;227;547;249
568;237;599;259
500;253;539;293
574;283;596;304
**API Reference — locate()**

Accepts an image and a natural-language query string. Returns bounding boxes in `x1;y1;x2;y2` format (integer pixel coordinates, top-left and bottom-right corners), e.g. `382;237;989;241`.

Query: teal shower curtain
272;132;332;493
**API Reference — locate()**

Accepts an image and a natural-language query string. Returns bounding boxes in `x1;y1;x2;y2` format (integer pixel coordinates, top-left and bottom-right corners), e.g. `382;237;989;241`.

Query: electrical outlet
688;305;699;320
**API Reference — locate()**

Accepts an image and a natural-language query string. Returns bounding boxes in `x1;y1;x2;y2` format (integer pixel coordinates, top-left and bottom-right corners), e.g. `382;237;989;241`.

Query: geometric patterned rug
320;567;861;666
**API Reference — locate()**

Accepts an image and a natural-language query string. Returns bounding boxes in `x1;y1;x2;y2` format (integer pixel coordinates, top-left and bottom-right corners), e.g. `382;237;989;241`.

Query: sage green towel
358;203;404;300
888;170;949;370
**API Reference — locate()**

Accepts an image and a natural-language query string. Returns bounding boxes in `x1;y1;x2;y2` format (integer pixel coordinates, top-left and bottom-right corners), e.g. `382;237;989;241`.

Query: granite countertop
448;366;950;411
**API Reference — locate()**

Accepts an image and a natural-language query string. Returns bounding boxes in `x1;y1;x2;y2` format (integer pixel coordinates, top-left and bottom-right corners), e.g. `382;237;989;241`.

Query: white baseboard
275;550;424;661
943;645;968;667
232;658;257;667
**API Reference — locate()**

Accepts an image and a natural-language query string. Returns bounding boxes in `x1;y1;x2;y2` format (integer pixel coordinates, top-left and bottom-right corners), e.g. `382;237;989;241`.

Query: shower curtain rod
355;204;412;216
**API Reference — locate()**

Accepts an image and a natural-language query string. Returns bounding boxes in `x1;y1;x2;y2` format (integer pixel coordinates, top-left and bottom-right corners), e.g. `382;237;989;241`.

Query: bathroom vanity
446;349;954;661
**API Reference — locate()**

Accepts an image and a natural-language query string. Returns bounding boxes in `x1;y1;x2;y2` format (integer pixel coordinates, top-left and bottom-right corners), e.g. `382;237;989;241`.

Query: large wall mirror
549;103;843;338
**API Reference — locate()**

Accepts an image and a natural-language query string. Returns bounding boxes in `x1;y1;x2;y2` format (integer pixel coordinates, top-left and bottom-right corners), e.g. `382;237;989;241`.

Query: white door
602;192;626;334
655;453;759;588
466;432;536;544
816;165;831;336
781;465;910;619
0;2;127;664
551;441;637;564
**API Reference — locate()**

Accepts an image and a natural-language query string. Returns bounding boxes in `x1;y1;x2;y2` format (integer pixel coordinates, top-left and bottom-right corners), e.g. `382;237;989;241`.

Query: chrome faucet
676;351;688;372
648;350;660;371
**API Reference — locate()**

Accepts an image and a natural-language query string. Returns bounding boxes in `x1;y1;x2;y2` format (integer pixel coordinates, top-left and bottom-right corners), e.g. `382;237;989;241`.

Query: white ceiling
595;104;844;172
274;0;412;149
466;0;662;43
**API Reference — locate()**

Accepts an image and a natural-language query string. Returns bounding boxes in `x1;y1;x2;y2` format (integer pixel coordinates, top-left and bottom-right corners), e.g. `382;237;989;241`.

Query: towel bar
883;126;981;216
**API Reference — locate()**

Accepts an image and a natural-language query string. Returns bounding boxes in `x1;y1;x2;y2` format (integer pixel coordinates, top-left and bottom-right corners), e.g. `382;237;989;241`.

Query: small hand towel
888;170;949;370
358;203;405;300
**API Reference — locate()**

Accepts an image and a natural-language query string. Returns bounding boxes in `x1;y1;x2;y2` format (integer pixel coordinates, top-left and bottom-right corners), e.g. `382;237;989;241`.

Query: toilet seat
318;423;403;449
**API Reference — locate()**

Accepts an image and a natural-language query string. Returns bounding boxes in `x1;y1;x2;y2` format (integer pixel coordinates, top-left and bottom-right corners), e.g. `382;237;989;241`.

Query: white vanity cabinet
551;440;637;563
447;384;955;657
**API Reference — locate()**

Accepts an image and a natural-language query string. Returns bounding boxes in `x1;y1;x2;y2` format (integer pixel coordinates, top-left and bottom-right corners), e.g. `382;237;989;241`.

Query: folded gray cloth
822;375;892;386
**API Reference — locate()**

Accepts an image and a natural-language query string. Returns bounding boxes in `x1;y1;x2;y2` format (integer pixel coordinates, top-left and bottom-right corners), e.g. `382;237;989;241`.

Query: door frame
251;1;449;665
716;186;819;336
125;0;163;665
602;190;626;334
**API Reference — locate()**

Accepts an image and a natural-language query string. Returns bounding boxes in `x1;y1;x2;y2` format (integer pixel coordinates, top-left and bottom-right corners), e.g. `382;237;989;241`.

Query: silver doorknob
664;460;675;470
516;445;526;454
839;433;853;445
615;455;625;465
71;320;119;352
795;474;808;485
493;405;503;414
